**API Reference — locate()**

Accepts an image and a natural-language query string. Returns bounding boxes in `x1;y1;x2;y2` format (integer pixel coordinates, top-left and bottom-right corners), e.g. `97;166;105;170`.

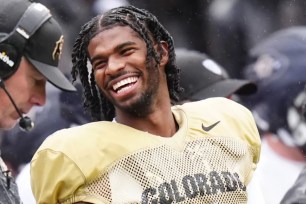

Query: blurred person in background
206;0;306;79
281;164;306;204
176;48;257;104
243;26;306;204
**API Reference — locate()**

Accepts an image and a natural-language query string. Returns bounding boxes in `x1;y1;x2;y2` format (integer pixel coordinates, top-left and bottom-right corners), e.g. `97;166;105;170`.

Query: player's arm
30;149;85;204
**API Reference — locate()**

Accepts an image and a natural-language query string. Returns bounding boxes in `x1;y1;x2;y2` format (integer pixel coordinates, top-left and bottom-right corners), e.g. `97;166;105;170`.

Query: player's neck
115;105;178;137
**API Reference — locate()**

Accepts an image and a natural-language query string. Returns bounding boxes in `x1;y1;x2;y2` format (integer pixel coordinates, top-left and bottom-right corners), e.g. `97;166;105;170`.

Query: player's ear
158;41;169;68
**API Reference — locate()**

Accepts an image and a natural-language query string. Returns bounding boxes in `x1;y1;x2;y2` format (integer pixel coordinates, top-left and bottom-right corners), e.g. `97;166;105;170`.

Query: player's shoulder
179;97;250;114
35;120;155;154
36;121;120;151
173;97;255;125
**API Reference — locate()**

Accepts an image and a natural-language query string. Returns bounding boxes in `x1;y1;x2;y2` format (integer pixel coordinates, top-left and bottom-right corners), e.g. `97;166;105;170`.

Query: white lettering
0;52;14;67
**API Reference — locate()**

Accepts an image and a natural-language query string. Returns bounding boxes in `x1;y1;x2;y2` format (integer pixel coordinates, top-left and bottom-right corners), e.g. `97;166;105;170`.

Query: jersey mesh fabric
82;137;252;203
31;97;260;204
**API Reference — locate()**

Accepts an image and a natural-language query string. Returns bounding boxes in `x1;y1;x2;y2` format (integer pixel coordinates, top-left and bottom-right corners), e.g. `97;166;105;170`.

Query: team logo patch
52;35;64;61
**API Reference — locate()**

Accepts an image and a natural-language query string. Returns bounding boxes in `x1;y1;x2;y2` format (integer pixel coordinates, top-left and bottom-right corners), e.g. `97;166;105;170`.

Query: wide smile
112;76;139;94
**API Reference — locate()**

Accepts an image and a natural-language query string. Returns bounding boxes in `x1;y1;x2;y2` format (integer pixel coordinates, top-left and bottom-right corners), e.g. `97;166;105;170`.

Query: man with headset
0;0;76;203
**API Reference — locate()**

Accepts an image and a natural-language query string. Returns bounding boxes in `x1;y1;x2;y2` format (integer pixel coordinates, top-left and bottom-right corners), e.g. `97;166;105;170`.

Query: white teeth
113;76;138;92
117;84;134;93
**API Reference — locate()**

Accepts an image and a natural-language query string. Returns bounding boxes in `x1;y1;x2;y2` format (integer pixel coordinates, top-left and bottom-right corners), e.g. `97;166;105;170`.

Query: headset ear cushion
0;43;21;79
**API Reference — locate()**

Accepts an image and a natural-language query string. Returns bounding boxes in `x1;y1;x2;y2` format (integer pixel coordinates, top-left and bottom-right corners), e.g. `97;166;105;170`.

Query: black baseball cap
176;48;257;101
0;0;76;92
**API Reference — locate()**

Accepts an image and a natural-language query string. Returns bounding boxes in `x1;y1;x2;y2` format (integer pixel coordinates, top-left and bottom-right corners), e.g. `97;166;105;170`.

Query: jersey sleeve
238;101;261;164
30;146;85;204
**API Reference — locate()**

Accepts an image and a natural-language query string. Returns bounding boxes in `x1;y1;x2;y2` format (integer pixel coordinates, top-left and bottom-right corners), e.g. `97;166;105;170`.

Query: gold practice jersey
30;97;261;204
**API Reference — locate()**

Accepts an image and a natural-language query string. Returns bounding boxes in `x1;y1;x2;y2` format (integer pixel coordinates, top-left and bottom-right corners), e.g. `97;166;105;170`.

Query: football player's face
88;26;161;116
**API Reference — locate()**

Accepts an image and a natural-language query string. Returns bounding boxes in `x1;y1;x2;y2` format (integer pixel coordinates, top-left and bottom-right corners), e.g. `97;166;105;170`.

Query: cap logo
52;35;64;61
0;52;14;67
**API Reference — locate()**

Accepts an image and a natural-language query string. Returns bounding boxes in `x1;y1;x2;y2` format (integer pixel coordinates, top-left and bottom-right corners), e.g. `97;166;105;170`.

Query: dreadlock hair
71;5;183;121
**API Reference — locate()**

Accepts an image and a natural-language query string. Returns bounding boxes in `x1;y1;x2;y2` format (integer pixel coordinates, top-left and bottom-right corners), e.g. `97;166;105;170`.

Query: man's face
88;26;164;117
0;57;47;129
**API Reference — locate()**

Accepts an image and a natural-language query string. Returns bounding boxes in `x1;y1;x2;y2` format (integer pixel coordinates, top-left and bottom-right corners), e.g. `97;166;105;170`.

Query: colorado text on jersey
141;170;246;203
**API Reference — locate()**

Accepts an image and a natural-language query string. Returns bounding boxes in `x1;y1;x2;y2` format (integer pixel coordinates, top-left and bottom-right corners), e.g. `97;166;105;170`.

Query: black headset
0;2;51;79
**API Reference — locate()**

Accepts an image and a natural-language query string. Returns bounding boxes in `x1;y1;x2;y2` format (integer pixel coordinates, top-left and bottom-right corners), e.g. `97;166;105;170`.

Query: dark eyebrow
114;41;136;52
90;41;136;63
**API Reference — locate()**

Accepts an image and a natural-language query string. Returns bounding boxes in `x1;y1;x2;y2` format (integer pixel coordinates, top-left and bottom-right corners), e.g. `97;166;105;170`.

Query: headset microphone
18;115;34;132
0;77;34;131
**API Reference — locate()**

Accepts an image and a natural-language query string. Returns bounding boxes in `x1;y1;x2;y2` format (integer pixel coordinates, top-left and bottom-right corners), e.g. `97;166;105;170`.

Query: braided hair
71;5;183;121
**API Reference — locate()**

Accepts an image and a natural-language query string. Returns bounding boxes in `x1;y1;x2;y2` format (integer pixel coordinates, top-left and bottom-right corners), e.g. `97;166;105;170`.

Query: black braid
71;5;183;121
71;16;102;120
